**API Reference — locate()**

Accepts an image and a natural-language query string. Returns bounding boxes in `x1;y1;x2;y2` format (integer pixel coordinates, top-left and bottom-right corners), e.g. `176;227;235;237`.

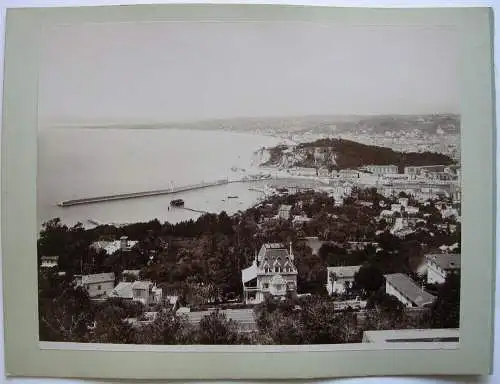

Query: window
97;285;101;290
263;283;269;289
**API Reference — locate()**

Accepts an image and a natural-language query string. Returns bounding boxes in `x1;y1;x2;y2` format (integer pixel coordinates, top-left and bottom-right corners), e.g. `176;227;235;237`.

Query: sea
37;127;293;230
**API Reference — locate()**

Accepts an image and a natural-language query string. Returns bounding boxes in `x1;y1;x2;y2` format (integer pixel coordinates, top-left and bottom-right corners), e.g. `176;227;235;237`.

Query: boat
170;199;185;207
227;195;239;199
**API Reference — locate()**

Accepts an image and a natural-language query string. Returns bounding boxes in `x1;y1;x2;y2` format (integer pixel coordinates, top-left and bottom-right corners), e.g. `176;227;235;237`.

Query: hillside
256;138;455;171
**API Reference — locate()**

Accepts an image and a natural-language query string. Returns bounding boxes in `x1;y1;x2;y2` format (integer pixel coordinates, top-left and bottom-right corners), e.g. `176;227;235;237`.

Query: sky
38;21;459;123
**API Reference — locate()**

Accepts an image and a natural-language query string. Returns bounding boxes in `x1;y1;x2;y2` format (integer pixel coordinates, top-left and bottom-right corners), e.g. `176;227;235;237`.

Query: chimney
120;236;128;251
289;241;294;262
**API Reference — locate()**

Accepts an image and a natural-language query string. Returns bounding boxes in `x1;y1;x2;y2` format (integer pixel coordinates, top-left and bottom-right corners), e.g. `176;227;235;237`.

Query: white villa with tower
241;243;298;304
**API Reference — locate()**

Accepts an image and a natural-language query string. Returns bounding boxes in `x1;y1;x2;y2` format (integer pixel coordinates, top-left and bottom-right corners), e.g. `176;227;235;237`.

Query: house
109;280;162;306
326;265;361;295
277;204;292;220
425;253;461;285
384;273;436;308
40;256;58;269
379;209;396;223
362;328;459;346
241;243;298;304
131;280;163;306
74;273;116;298
90;236;138;255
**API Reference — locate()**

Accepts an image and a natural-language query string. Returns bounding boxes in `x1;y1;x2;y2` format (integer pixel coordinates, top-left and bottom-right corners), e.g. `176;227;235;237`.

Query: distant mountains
256;138;455;171
43;114;460;136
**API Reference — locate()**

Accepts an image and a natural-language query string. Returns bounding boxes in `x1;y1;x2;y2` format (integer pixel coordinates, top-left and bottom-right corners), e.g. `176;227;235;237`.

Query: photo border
1;4;495;380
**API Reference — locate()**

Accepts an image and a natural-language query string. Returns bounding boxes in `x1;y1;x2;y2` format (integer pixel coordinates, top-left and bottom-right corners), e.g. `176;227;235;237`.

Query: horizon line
39;112;461;127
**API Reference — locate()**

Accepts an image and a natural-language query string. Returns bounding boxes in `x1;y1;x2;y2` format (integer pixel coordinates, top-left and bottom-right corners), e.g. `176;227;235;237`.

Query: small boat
170;199;185;207
227;195;239;199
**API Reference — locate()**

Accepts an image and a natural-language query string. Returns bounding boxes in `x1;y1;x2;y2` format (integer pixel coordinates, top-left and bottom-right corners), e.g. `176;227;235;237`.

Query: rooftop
110;282;133;299
258;243;296;273
78;273;115;285
327;265;362;279
131;280;153;290
385;273;436;307
242;261;258;283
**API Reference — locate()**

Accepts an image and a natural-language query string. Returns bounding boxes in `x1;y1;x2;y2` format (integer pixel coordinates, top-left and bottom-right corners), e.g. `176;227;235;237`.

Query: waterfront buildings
361;164;399;176
425;253;461;285
384;273;436;308
241;243;298;304
326;265;362;295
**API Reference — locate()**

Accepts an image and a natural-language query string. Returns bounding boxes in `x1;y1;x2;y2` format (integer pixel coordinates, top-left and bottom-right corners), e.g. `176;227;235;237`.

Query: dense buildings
38;133;462;345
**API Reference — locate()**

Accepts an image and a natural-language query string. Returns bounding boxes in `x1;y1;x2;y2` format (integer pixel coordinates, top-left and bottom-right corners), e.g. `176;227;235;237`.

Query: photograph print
37;19;461;347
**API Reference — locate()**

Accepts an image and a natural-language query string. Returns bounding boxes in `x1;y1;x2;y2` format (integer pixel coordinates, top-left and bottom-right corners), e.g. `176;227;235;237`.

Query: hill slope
256;138;455;171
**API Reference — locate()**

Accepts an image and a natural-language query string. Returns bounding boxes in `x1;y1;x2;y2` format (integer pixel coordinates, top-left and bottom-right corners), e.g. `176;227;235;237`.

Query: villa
241;243;298;304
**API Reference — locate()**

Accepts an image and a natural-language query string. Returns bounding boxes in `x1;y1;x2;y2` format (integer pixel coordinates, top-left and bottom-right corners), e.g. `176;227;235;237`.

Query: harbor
57;179;229;207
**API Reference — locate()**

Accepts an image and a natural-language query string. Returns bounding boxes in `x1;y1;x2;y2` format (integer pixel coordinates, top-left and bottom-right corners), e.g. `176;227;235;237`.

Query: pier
57;179;229;207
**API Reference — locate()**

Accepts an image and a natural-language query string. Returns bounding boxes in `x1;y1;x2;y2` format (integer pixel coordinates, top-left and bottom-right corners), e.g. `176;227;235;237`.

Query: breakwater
57;179;229;207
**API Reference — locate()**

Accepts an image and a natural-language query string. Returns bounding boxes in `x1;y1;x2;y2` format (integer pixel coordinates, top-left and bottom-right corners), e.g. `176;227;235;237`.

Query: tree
89;305;136;344
353;264;385;295
38;272;94;342
197;310;240;344
328;271;337;295
430;273;460;328
138;312;195;345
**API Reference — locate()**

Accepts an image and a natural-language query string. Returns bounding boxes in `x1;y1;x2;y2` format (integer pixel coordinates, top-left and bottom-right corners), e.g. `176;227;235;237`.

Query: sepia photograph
35;17;464;348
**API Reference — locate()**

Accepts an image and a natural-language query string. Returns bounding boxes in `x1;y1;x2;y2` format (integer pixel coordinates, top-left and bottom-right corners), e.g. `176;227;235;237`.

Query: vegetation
263;138;455;171
38;185;461;344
